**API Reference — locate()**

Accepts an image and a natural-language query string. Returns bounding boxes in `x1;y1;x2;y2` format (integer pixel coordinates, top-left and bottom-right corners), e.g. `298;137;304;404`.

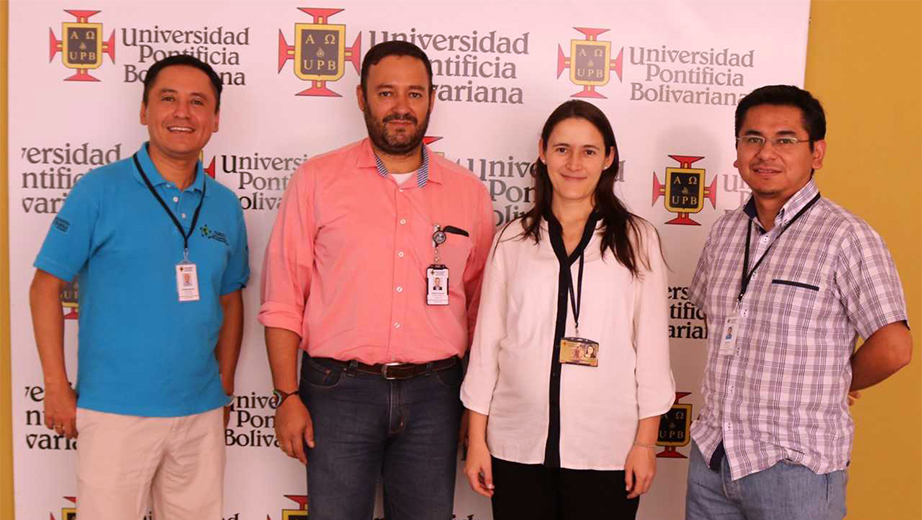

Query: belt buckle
381;362;403;380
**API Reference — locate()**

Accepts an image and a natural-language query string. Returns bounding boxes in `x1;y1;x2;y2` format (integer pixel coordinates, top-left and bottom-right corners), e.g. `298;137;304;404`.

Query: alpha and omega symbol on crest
556;27;623;98
278;7;361;97
652;155;717;225
657;392;693;458
49;10;116;82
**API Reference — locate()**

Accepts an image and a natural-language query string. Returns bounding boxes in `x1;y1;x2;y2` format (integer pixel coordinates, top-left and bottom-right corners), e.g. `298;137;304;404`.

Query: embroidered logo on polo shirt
52;217;71;233
199;224;229;245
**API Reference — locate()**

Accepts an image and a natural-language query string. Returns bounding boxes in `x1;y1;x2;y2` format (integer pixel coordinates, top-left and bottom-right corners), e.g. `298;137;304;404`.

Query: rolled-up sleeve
258;163;315;335
632;224;676;419
460;233;508;416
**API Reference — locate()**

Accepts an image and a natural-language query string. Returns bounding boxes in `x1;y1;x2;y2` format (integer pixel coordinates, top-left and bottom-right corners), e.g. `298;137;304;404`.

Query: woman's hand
465;439;495;497
624;443;656;499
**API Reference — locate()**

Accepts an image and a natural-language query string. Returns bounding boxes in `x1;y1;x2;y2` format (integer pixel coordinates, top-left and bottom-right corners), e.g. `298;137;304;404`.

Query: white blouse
461;217;675;470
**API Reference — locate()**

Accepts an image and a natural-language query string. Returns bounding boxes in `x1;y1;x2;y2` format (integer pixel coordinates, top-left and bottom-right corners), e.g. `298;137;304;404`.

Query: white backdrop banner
8;1;810;518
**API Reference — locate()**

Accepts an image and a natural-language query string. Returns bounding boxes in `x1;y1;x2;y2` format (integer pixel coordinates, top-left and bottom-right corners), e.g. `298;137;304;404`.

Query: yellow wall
805;1;922;518
0;1;919;518
1;0;12;518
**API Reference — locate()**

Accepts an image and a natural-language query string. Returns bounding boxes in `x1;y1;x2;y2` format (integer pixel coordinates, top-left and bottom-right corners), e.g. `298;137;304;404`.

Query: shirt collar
743;179;819;230
356;137;438;188
133;142;206;194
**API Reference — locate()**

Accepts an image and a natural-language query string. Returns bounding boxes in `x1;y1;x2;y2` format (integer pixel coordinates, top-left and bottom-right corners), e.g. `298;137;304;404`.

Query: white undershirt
389;170;417;186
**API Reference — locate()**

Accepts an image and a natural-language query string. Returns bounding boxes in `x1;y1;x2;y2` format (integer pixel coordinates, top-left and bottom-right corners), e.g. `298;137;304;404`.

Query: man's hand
625;444;656;499
464;439;494;498
44;383;77;439
275;394;315;465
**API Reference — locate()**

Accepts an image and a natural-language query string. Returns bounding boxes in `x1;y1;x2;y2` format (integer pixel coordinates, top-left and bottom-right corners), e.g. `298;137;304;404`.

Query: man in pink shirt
259;41;494;520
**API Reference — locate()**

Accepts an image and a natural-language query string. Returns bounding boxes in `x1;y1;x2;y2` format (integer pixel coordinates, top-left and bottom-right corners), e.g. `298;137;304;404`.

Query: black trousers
491;457;640;520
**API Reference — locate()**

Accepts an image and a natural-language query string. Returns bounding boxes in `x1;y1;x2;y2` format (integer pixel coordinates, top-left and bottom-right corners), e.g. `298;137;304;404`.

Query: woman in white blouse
460;100;675;520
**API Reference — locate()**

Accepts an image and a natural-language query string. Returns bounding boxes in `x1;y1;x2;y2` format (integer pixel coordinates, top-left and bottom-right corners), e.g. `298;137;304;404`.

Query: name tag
426;265;449;306
176;262;200;302
719;313;738;355
559;337;600;367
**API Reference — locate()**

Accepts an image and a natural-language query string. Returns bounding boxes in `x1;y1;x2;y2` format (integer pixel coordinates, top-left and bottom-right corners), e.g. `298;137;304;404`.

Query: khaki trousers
76;407;224;520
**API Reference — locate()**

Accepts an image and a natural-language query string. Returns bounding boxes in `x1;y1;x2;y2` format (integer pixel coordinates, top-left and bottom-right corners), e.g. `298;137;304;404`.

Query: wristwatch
271;388;298;409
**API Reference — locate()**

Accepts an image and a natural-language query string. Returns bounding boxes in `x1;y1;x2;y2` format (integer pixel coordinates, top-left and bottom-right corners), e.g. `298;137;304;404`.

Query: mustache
383;113;418;124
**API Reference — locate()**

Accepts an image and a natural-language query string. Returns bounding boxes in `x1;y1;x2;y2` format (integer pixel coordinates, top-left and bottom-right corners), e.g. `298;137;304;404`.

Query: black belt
315;356;459;380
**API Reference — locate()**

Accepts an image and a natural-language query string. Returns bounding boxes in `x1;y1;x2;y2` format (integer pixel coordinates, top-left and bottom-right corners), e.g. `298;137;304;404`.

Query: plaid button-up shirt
688;180;908;480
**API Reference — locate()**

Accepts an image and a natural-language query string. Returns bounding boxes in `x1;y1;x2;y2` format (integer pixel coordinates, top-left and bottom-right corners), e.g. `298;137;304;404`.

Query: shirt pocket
771;279;820;291
437;234;473;289
769;277;824;337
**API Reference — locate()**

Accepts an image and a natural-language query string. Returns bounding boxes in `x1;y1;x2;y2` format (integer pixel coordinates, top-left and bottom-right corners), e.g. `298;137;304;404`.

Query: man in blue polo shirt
29;55;249;520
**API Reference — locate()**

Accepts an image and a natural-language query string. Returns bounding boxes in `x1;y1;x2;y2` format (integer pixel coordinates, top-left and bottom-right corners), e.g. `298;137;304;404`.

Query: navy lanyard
567;252;586;336
738;193;820;304
133;154;206;256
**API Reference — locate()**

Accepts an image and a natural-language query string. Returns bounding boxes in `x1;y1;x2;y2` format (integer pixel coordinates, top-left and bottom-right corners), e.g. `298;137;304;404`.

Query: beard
363;104;431;156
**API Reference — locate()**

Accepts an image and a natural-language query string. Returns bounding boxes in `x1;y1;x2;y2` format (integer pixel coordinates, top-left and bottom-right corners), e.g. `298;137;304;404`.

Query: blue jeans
685;441;847;520
299;355;464;520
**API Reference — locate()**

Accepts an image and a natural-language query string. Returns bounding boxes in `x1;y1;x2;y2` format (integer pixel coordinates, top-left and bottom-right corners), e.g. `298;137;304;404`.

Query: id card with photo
175;262;200;302
559;337;600;367
719;313;738;355
426;265;449;306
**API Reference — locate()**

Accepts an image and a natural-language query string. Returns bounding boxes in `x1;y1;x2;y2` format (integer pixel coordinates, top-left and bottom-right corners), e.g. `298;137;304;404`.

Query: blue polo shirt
35;143;250;417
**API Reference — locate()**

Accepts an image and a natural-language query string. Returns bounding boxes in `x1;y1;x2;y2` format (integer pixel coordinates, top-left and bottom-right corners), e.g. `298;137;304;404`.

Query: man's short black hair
360;41;433;97
142;55;223;111
735;85;826;143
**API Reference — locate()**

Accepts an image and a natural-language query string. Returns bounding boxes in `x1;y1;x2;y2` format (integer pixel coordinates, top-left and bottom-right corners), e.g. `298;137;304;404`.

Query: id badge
427;264;449;306
559;337;600;367
175;262;200;302
719;313;738;355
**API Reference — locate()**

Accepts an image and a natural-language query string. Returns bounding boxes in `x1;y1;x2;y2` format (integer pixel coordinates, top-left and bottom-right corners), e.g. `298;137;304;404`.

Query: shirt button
399;219;407;225
181;213;187;219
396;287;403;293
760;236;769;243
173;196;179;203
740;309;749;318
394;322;401;329
397;251;405;258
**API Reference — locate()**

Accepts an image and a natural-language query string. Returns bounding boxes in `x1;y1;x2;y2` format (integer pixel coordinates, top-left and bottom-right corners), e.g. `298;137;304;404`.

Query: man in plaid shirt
685;85;912;520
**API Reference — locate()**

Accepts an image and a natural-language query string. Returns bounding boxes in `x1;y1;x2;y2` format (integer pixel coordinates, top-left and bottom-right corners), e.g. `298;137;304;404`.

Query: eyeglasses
736;135;812;150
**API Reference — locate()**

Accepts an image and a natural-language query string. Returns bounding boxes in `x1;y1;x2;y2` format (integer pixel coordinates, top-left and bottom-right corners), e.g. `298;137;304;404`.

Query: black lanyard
133;154;206;256
738;193;820;304
567;252;586;337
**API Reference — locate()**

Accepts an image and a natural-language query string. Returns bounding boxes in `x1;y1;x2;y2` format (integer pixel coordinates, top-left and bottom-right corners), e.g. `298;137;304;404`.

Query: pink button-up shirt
259;139;495;364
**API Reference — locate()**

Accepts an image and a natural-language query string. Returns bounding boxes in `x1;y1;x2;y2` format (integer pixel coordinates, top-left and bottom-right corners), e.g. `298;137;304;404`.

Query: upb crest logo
556;28;623;98
652;155;717;225
278;7;361;97
268;495;308;519
60;279;79;320
49;496;76;520
48;10;116;82
657;392;692;458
